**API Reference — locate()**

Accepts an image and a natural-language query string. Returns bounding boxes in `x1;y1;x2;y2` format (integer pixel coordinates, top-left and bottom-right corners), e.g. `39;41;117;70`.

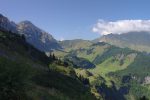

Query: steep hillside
17;21;61;51
2;13;150;100
56;40;150;100
0;14;17;33
108;53;150;100
0;30;96;100
0;14;61;52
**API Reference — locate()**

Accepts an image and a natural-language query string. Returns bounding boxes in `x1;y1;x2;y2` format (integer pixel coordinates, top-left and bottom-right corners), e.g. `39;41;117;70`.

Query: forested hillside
0;30;96;100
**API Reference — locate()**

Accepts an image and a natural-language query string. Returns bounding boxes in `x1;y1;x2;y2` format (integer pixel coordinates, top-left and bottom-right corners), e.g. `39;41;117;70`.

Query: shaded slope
17;21;61;51
0;30;96;100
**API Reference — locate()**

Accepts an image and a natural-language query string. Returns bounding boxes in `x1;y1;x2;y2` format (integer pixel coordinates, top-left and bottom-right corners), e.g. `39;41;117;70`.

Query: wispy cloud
92;19;150;35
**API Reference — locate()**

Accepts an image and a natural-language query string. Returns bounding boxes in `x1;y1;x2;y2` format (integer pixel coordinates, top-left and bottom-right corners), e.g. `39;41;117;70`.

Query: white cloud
92;19;150;35
60;37;64;41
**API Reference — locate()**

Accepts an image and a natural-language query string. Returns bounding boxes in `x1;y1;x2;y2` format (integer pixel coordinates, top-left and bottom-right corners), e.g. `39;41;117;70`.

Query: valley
53;39;150;100
1;13;150;100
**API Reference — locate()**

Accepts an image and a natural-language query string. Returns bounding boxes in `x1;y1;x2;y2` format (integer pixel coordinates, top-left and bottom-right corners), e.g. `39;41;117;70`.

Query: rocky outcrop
0;14;17;33
17;21;61;51
143;76;150;84
0;14;61;52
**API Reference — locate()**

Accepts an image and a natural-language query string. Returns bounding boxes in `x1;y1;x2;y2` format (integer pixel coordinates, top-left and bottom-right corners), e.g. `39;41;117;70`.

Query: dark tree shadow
97;81;129;100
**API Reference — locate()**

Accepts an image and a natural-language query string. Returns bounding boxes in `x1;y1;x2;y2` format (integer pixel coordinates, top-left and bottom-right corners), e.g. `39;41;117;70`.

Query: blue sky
0;0;150;40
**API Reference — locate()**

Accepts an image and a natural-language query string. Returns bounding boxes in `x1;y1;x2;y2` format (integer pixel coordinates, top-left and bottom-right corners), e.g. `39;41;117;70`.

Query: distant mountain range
1;13;150;53
94;32;150;52
0;14;61;52
1;13;150;100
53;39;150;100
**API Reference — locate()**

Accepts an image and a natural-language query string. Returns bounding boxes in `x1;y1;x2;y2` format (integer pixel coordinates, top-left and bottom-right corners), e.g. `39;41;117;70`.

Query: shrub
0;57;31;100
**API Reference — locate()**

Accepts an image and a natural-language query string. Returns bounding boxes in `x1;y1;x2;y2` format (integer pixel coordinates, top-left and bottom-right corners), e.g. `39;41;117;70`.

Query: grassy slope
99;32;150;52
59;40;150;100
72;43;110;62
59;39;92;52
0;30;96;100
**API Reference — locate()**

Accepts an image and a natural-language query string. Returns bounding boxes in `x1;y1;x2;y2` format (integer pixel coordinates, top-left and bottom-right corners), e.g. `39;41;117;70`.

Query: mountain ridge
0;14;61;52
0;29;96;100
0;14;17;33
1;13;150;100
94;31;150;52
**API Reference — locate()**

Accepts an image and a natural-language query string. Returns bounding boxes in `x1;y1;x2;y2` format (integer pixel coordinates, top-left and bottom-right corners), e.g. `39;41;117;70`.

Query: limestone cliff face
0;14;61;52
17;21;61;51
0;14;17;33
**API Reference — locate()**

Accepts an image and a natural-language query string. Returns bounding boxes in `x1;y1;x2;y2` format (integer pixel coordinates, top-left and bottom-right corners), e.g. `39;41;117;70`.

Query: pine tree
52;53;55;60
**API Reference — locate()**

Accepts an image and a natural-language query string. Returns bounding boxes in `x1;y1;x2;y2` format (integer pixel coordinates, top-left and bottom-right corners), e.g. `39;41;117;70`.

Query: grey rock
0;14;61;52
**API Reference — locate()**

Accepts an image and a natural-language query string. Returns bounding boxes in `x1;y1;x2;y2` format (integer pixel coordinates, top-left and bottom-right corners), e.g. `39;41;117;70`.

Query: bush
0;57;31;100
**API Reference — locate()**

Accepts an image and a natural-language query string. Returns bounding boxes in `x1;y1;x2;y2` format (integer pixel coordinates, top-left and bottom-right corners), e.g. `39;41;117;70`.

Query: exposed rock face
17;21;61;51
0;14;17;33
0;14;61;52
143;76;150;84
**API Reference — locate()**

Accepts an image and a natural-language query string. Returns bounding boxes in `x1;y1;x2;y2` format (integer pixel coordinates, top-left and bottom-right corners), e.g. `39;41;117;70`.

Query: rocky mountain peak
0;14;17;32
19;20;33;25
17;21;61;51
18;20;39;30
0;13;61;52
